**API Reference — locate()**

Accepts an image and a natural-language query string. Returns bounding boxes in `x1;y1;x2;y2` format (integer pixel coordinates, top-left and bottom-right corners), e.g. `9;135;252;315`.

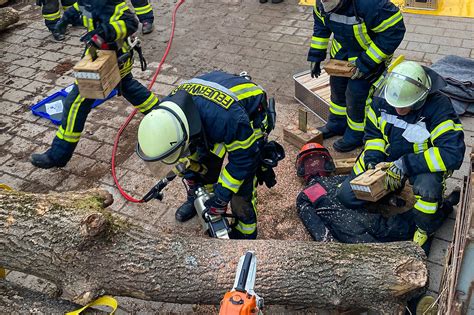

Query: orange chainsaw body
219;291;259;315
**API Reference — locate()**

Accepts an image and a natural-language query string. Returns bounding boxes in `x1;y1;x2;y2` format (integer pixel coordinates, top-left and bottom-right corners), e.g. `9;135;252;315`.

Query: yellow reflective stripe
314;5;325;25
311;36;330;50
329;100;346;116
431;120;463;142
225;129;264;152
110;3;128;40
73;2;79;10
235;221;257;235
134;4;153;15
43;11;61;20
413;141;428;154
367;107;378;128
379;117;388;142
330;39;342;58
211;143;226;158
229;83;264;101
353;22;372;51
347;116;364;132
414;196;438;214
352;152;365;175
366;42;388;64
365;139;385;153
56;126;81;143
372;11;403;33
65;94;84;136
218;167;244;193
424;147;447;172
135;93;159;113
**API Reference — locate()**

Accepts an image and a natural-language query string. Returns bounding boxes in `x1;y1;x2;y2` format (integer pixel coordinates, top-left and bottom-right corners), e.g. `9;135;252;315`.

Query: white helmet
136;101;190;165
383;61;432;110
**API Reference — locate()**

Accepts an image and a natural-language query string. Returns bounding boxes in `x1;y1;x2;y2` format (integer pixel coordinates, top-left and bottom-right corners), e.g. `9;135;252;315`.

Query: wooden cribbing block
283;125;323;149
73;50;121;99
350;163;390;202
323;59;354;77
333;157;357;175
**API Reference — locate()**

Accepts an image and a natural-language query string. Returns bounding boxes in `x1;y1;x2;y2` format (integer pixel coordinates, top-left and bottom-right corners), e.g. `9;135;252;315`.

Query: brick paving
1;0;473;312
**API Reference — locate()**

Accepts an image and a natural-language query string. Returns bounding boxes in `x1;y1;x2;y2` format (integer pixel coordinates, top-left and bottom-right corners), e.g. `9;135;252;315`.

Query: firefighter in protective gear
30;0;159;169
337;61;465;252
308;0;405;152
36;0;77;41
137;71;278;240
131;0;155;34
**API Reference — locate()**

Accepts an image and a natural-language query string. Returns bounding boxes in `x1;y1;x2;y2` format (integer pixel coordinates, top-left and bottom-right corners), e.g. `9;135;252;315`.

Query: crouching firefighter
337;61;465;252
30;0;157;169
136;71;284;239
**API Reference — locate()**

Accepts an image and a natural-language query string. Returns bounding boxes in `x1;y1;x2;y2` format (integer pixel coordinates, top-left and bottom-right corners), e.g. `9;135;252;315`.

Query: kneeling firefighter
136;71;284;239
337;61;465;252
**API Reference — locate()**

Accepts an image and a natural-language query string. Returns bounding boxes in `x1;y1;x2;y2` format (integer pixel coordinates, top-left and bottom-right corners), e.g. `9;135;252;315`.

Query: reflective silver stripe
219;174;240;191
354;23;372;49
182;78;239;101
427;148;442;171
329;13;359;25
367;46;384;63
212;143;226;158
380;112;408;129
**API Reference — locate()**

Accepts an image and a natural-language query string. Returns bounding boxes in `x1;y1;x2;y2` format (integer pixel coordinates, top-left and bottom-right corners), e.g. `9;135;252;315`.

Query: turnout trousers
325;76;373;146
130;0;154;23
185;149;262;240
40;0;76;32
337;160;449;235
48;69;158;166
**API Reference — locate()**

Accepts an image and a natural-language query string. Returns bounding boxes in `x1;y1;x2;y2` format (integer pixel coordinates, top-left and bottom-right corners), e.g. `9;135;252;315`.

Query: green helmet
383;61;431;110
136;101;190;165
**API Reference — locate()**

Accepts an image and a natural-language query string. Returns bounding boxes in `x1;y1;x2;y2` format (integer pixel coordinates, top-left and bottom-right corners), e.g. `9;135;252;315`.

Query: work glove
35;0;46;6
384;160;406;191
349;60;364;80
310;61;321;78
80;26;108;49
204;195;228;216
256;166;277;188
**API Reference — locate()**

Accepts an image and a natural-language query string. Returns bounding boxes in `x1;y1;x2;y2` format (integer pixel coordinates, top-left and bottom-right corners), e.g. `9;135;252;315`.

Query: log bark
0;7;20;31
0;189;428;313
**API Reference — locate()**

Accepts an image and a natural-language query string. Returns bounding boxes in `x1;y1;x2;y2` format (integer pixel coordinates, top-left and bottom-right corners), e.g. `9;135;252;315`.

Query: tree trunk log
0;189;427;313
0;279;84;313
0;7;20;31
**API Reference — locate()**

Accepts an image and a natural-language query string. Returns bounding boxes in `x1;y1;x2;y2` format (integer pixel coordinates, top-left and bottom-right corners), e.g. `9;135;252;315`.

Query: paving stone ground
1;0;473;313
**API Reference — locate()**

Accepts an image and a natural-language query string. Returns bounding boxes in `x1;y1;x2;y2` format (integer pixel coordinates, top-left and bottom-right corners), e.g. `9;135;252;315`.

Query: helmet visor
375;72;430;109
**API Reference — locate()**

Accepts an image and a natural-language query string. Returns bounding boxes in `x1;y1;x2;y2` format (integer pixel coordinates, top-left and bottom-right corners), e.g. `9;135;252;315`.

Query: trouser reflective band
347;116;364;132
134;4;153;15
56;126;81;143
218;168;243;193
329;101;346;116
43;11;61;20
414;196;438;214
235;221;257;235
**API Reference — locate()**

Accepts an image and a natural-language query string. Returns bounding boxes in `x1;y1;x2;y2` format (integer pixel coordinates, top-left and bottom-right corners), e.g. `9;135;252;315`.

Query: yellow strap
66;296;118;315
387;55;405;72
0;184;12;190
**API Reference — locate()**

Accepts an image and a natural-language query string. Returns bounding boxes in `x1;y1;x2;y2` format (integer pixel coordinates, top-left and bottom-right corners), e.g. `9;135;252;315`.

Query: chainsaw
219;251;263;315
142;159;231;239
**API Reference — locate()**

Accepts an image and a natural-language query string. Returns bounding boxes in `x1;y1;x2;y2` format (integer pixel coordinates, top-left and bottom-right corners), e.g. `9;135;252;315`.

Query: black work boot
317;125;342;140
175;180;197;222
142;21;154;34
259;0;268;3
271;0;283;3
440;187;461;217
52;31;65;41
30;149;67;169
333;138;362;153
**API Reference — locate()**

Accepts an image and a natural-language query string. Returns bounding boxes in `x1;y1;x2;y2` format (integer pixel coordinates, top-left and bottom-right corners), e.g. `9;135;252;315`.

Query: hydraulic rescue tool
142;160;231;239
219;251;263;315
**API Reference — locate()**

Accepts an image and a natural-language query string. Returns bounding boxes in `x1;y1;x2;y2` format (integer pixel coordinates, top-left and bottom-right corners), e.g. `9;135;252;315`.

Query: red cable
111;0;186;203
